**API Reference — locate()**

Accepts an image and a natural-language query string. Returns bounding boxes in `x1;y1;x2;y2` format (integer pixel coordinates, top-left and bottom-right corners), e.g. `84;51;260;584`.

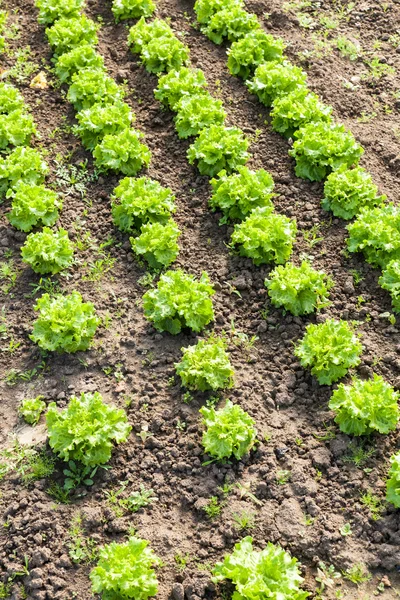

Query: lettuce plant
112;176;175;232
294;318;363;385
54;45;105;84
212;537;309;600
93;128;151;175
19;396;46;425
0;83;25;113
112;0;155;21
0;110;37;150
90;537;160;600
187;124;250;176
0;10;6;53
131;219;180;268
387;452;400;508
271;88;333;138
209;166;275;222
35;0;84;24
203;7;260;45
379;260;400;312
143;269;215;334
194;0;243;23
74;102;133;150
155;67;208;110
46;14;98;56
200;400;256;460
231;206;297;265
0;147;48;193
329;374;399;436
175;336;234;391
289;122;364;182
247;60;307;107
346;203;400;268
228;30;285;79
30;291;100;353
174;93;225;138
47;392;131;466
21;227;74;274
67;68;125;111
265;261;333;316
7;183;62;232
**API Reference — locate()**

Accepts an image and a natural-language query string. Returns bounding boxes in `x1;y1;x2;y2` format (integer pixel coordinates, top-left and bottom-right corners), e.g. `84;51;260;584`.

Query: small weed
46;481;71;504
336;35;360;60
0;259;19;293
232;510;256;531
63;461;98;491
55;158;98;198
360;490;385;521
315;562;341;595
349;269;364;286
174;552;191;571
236;482;263;506
67;513;98;564
343;440;375;468
21;451;55;485
83;255;115;282
304;513;315;526
364;57;395;81
26;276;61;298
122;485;157;513
182;391;193;404
7;46;39;82
276;469;291;485
303;224;323;248
340;522;352;536
176;418;186;431
343;563;371;585
313;424;336;441
204;496;222;519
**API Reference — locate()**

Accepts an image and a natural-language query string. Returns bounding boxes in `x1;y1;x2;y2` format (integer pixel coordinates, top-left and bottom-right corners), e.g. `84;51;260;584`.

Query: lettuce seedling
203;7;260;45
0;82;25;113
175;336;234;391
289;122;364;182
194;0;243;23
0;110;37;150
21;227;74;274
200;400;256;460
155;67;208;110
112;176;175;232
271;88;333;138
329;374;399;436
187;124;250;176
131;219;180;268
74;102;134;150
7;183;62;232
143;269;215;334
46;14;98;56
295;318;363;385
387;452;400;508
19;396;46;425
35;0;85;24
30;291;100;353
212;537;309;600
209;166;275;222
322;165;386;220
67;68;125;111
379;260;400;312
174;92;226;138
0;147;48;193
47;392;131;466
93;128;151;175
247;60;307;107
112;0;155;21
347;203;400;268
90;537;160;600
54;45;105;84
228;30;285;79
265;261;333;316
231;206;297;265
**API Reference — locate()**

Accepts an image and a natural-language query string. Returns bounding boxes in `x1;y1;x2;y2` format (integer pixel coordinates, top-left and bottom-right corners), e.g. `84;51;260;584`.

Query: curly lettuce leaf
0;82;25;113
21;227;74;274
35;0;84;24
228;30;285;79
155;67;208;110
112;0;155;22
203;7;260;45
0;110;37;150
7;183;62;232
194;0;243;24
271;88;332;138
74;101;134;150
0;146;48;193
131;219;180;268
379;259;400;312
246;60;307;106
93;128;151;175
67;68;125;111
387;452;400;508
54;45;105;84
174;92;225;138
46;14;98;56
175;336;234;391
187;124;250;176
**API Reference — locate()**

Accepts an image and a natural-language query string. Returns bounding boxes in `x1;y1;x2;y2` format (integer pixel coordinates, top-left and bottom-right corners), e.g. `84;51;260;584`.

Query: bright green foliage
131;219;180;268
19;396;46;425
386;452;400;508
143;269;215;334
200;400;256;460
54;45;105;83
112;176;175;232
67;69;125;111
21;227;74;274
0;147;48;193
112;0;155;21
329;374;399;436
174;93;225;138
93;128;151;175
155;67;208;110
379;260;400;312
203;7;260;45
194;0;243;23
90;537;161;600
265;261;333;316
36;0;85;24
322;166;386;220
0;110;36;150
271;88;332;138
247;60;307;107
187;124;250;176
175;336;234;391
30;291;100;353
209;166;275;222
47;392;131;466
289;122;364;182
0;83;25;113
294;319;363;385
0;10;6;53
347;204;400;268
46;15;98;56
228;30;285;79
74;102;133;150
231;206;297;265
7;183;62;232
128;18;189;73
212;536;309;600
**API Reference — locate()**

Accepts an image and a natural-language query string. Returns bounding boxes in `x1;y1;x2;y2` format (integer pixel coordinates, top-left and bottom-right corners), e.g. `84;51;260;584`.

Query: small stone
343;279;355;294
171;583;184;600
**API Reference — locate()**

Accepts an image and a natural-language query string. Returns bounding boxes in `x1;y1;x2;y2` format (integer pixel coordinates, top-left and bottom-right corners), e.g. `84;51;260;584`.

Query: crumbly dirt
1;0;400;598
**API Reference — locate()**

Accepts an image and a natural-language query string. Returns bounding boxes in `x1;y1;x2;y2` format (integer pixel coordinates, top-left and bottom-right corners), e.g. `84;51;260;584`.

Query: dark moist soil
0;0;400;598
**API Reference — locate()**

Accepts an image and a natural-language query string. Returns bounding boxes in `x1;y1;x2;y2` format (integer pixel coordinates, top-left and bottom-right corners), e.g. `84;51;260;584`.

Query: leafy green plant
194;0;243;24
203;7;260;45
112;0;155;21
47;392;131;466
294;318;363;385
19;396;46;425
343;563;371;585
209;166;275;222
46;14;99;56
67;68;125;111
204;495;222;519
112;176;175;232
35;0;84;24
386;451;400;508
175;336;234;391
54;44;105;83
289;122;364;181
379;259;400;312
7;183;62;232
63;461;99;491
74;101;133;150
231;206;297;265
30;291;100;352
0;146;48;193
143;269;215;334
131;219;180;268
93;128;151;175
0;110;36;150
21;227;74;274
90;537;161;600
247;60;307;106
271;88;332;138
155;67;208;111
265;261;333;315
187;124;250;176
174;93;225;138
329;374;399;435
0;83;25;113
227;30;285;79
200;400;256;460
